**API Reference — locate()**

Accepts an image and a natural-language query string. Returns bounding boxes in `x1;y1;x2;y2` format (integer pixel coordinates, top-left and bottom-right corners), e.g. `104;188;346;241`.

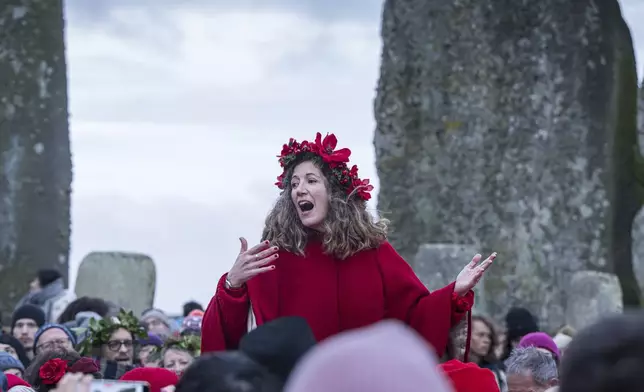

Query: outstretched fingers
468;254;482;268
478;252;497;272
245;240;271;256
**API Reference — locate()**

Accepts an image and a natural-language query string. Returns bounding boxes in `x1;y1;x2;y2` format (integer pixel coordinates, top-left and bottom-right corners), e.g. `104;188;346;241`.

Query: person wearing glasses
77;310;148;379
33;324;77;357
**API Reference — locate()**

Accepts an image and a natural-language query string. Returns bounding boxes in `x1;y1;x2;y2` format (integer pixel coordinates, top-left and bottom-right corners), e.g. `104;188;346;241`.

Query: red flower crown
39;357;99;385
275;132;374;201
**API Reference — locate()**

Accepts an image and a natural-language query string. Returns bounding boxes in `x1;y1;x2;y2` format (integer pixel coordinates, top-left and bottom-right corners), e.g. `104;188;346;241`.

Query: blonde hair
262;157;388;259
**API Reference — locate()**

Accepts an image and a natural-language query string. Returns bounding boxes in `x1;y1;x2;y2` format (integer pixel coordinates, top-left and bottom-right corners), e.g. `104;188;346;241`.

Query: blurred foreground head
559;311;644;392
285;320;451;392
176;351;282;392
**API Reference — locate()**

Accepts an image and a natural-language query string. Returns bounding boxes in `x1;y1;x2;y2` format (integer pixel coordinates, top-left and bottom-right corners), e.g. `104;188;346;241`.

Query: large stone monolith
74;252;156;316
374;0;640;329
0;0;71;323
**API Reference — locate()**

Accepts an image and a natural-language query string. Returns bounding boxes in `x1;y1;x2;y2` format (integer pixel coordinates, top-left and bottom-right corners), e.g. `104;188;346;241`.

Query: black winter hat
0;333;30;367
37;269;62;287
239;316;317;382
505;307;539;342
12;305;46;330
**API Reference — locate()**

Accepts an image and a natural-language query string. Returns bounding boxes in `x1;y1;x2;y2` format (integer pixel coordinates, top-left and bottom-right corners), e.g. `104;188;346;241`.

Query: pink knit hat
518;332;560;361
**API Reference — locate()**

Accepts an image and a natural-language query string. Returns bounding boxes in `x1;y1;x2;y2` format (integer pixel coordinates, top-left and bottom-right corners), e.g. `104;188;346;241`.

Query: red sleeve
377;242;474;357
200;273;250;353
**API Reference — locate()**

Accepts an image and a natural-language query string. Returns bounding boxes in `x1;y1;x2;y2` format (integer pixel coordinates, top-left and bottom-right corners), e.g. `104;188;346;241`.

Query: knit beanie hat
181;315;202;335
138;333;164;347
8;387;35;392
11;305;46;330
120;368;178;392
505;307;539;343
0;333;30;367
518;332;561;361
37;269;62;287
5;374;31;390
0;353;24;373
141;309;173;329
33;323;77;354
439;360;500;392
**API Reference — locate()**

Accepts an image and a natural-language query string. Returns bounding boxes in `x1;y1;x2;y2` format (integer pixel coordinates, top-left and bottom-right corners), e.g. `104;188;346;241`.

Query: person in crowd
503;307;539;360
238;316;317;383
439;359;500;392
120;368;179;392
202;132;496;356
559;312;644;392
33;324;77;357
57;297;110;326
141;309;177;341
505;346;558;392
182;302;203;318
176;351;283;392
180;312;202;337
15;269;76;323
0;352;25;378
78;309;145;379
0;333;31;368
469;315;507;391
285;320;452;392
160;336;200;376
137;334;164;368
5;373;32;391
518;332;560;365
11;305;46;361
552;325;575;359
25;349;101;392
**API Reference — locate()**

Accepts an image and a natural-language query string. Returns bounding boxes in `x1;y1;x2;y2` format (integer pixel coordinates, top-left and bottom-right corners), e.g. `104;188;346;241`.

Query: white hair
505;346;558;386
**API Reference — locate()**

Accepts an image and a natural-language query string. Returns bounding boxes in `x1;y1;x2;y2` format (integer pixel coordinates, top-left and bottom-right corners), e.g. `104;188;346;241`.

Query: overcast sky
63;0;644;314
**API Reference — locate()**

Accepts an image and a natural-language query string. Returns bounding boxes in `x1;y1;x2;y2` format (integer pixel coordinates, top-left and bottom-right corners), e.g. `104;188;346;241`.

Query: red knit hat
439;360;500;392
120;368;178;392
6;374;31;389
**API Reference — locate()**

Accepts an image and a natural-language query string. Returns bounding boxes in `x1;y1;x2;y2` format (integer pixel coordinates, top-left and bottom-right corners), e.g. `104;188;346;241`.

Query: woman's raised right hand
226;237;279;288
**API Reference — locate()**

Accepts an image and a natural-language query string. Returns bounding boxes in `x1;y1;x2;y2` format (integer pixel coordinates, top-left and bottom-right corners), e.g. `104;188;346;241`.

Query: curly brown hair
262;155;388;259
25;349;102;392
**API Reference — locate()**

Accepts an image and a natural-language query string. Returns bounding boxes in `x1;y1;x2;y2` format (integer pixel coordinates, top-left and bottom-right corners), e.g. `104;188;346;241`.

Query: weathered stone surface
74;252;156;316
374;0;640;329
633;79;644;290
0;0;71;323
566;271;622;329
414;243;487;311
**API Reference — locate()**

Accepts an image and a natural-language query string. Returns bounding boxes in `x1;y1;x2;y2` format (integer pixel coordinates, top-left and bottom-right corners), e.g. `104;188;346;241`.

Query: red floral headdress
39;357;99;385
275;132;374;201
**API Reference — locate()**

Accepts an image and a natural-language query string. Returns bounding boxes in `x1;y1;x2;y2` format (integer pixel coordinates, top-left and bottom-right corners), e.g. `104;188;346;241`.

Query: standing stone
634;79;644;289
74;252;156;316
0;0;71;322
566;271;622;329
374;0;640;330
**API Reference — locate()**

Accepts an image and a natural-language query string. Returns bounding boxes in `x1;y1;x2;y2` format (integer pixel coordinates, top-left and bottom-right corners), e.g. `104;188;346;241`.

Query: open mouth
298;200;314;212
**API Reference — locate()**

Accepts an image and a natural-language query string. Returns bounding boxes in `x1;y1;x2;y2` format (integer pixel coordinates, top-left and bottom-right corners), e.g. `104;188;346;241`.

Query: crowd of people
1;131;640;392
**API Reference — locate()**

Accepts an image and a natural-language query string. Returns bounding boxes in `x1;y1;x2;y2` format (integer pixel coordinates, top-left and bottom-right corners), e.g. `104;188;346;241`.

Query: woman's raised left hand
454;252;496;297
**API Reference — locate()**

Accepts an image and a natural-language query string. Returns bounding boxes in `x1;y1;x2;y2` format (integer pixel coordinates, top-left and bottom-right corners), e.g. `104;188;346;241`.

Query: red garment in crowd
201;239;473;357
439;360;500;392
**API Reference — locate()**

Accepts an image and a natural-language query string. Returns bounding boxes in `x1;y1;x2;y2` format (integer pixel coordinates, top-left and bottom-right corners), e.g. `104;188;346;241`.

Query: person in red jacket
201;132;496;357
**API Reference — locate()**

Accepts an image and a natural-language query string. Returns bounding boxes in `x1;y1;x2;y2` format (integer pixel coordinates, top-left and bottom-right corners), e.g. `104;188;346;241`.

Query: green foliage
77;309;147;355
159;335;201;357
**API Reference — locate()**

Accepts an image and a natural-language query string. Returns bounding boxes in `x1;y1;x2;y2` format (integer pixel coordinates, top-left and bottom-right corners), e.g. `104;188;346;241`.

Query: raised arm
377;242;475;357
201;273;250;352
201;237;280;353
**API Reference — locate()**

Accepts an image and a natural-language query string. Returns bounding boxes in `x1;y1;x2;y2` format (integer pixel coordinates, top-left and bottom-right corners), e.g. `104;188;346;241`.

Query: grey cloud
64;0;383;30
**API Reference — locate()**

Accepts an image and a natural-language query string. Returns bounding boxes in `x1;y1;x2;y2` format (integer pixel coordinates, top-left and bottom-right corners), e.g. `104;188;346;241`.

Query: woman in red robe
201;132;496;357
